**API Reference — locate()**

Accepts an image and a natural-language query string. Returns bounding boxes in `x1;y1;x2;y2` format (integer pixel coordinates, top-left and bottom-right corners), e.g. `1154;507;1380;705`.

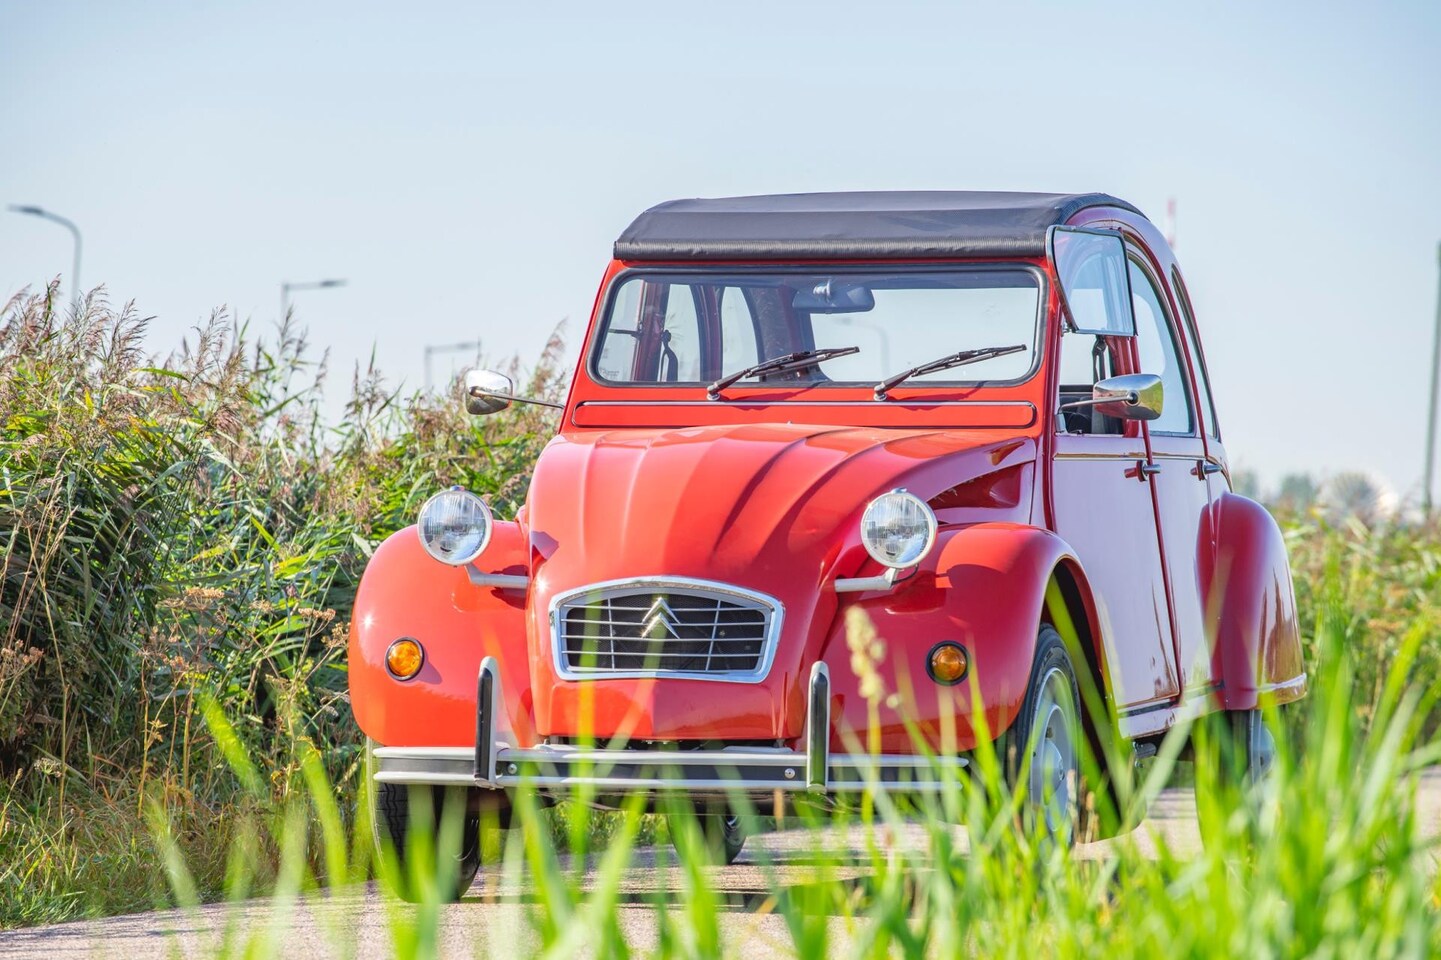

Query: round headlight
860;490;937;569
417;487;493;565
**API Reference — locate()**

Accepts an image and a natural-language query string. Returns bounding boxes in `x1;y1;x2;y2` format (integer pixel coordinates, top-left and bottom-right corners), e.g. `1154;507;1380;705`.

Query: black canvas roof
614;191;1144;262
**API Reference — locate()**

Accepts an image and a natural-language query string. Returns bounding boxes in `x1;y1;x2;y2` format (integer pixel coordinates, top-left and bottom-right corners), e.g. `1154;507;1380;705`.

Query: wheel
667;810;746;865
1002;625;1083;846
374;783;483;903
1194;707;1278;849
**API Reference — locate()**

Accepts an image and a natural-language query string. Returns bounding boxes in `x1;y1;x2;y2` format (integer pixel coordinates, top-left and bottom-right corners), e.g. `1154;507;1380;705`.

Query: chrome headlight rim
416;486;494;566
859;489;937;570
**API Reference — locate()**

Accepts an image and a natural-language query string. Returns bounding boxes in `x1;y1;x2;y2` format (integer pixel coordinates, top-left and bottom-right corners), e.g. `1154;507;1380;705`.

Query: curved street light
8;204;82;304
280;278;347;322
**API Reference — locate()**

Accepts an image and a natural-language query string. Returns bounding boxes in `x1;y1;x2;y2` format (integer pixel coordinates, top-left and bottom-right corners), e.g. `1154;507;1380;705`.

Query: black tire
1194;707;1278;850
1001;625;1084;846
668;810;746;865
374;783;483;903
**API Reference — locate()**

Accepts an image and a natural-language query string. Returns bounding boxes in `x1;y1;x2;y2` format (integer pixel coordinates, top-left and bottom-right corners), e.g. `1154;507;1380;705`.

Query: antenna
1165;197;1177;250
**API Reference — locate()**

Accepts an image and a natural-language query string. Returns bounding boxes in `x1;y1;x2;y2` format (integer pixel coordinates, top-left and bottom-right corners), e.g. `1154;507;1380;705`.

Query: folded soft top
614;191;1144;262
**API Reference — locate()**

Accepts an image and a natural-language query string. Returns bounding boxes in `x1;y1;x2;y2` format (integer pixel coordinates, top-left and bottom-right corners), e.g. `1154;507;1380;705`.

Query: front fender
818;523;1078;753
349;523;537;748
1205;493;1307;710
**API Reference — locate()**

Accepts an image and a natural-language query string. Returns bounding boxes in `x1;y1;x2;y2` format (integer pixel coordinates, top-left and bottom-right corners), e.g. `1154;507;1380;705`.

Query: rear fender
818;523;1087;754
1205;493;1307;710
349;523;536;747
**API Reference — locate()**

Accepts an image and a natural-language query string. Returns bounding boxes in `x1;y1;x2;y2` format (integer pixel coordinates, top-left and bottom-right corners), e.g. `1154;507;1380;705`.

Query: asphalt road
5;776;1437;959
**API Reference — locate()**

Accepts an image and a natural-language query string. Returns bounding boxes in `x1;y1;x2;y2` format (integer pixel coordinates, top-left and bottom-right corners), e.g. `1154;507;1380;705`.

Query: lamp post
280;278;347;322
424;340;483;393
1424;242;1441;517
8;205;82;304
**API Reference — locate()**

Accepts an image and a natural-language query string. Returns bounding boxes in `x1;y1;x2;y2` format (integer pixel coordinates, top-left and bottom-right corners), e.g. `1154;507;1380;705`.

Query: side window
660;285;702;382
603;281;704;383
597;279;641;381
1128;259;1194;436
1056;331;1123;435
1171;270;1220;440
718;287;760;373
1051;227;1136;335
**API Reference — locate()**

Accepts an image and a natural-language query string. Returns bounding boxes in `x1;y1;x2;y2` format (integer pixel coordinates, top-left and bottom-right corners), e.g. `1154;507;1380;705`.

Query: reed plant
3;284;1441;956
0;283;562;925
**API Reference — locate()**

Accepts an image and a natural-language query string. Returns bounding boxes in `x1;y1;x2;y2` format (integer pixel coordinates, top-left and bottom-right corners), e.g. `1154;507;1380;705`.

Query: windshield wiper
873;344;1027;401
707;346;860;401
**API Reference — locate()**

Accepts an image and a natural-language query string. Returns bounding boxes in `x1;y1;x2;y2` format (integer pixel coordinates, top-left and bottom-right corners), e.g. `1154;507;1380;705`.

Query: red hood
523;422;1035;739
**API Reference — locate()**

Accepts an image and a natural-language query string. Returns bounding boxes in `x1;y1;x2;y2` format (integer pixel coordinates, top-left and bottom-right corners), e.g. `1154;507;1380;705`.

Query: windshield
591;268;1041;389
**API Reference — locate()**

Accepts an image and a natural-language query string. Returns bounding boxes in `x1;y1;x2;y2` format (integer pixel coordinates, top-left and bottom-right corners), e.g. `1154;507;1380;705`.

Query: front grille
553;580;779;681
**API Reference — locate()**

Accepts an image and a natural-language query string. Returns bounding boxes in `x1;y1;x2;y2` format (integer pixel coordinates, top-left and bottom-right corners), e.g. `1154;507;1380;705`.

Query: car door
1049;229;1180;712
1127;254;1216;696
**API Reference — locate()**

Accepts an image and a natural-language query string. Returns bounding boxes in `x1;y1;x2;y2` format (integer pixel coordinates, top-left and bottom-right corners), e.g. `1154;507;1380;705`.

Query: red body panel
348;201;1307;757
1205;493;1307;710
525;425;1036;744
820;522;1074;753
350;522;538;748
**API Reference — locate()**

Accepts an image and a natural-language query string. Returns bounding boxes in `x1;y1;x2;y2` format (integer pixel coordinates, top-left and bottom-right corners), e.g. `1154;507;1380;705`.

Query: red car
351;192;1306;898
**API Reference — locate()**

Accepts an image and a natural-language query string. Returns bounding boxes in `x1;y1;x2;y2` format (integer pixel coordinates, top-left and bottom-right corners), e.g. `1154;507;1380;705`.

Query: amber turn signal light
927;642;968;686
386;638;425;680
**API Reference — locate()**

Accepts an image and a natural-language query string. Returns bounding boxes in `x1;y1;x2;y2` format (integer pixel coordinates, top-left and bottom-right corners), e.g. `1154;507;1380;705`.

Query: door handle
1131;460;1162;481
1192;460;1223;479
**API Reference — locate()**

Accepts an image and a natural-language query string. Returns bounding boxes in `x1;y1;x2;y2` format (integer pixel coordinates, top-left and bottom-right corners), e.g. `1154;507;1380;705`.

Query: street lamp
1424;242;1441;517
280;278;347;322
424;340;483;393
8;205;82;304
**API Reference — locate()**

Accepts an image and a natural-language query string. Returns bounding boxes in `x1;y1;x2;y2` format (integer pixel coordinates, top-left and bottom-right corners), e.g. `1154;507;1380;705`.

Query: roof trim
614;191;1145;262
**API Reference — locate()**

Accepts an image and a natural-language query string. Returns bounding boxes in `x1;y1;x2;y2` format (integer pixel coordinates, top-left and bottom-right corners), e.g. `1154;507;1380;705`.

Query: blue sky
2;1;1437;500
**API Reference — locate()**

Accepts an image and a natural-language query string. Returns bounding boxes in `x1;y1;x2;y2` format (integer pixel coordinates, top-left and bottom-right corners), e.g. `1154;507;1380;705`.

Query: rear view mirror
1060;372;1164;421
462;368;566;416
792;279;875;314
463;369;515;416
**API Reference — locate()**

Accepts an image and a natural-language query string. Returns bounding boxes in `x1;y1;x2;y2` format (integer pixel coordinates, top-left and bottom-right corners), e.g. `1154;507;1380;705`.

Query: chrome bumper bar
372;657;967;795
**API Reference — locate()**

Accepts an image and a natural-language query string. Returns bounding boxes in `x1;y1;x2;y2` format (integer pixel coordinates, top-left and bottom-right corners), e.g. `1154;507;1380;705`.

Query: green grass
4;284;1441;954
146;595;1441;958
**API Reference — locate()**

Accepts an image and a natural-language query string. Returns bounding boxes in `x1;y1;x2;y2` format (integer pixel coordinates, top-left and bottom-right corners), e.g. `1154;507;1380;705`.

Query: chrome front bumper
372;658;968;797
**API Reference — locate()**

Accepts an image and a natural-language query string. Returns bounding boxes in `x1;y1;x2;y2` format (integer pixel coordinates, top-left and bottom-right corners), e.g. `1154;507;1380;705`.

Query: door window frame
1124;250;1198;439
1169;268;1221;442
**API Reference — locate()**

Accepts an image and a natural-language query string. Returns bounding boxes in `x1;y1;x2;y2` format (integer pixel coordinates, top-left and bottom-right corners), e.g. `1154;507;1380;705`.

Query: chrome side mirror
463;369;515;416
1061;372;1164;421
462;368;566;416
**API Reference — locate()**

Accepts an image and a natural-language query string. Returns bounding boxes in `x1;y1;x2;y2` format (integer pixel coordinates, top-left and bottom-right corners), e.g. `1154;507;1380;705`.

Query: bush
0;282;561;804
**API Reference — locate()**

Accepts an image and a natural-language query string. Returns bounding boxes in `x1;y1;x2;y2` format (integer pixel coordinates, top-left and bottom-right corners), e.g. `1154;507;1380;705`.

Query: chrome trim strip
1117;697;1178;718
466;565;529;590
474;657;499;786
1182;678;1224;698
835;567;904;594
548;576;784;683
375;770;478;785
806;663;830;792
378;745;810;764
575;400;1038;410
373;744;968;793
1052;451;1150;461
1255;673;1307;696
